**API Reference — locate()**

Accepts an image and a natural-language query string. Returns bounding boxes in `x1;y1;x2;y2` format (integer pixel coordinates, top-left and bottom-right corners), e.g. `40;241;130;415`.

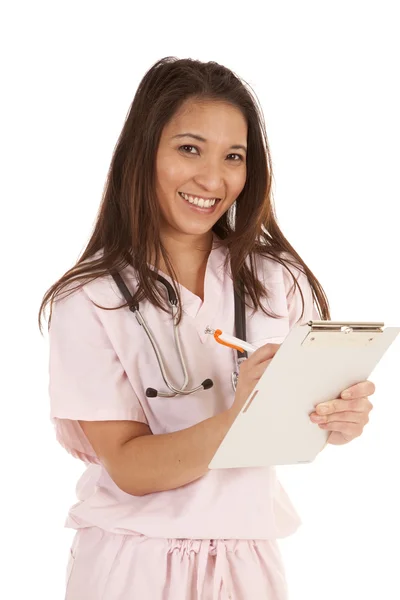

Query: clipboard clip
302;321;385;348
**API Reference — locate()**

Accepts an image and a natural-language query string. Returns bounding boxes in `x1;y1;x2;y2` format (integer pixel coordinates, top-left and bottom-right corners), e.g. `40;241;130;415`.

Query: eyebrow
171;133;247;153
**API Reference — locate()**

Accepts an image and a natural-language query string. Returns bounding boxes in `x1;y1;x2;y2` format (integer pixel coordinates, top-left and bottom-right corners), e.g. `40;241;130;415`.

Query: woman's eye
180;145;198;155
179;146;244;162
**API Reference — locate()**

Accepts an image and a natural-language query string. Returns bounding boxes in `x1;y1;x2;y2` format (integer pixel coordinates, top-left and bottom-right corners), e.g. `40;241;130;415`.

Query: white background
2;1;399;599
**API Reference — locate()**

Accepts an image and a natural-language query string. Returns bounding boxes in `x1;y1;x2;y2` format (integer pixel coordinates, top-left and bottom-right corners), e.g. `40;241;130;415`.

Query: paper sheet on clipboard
209;321;400;469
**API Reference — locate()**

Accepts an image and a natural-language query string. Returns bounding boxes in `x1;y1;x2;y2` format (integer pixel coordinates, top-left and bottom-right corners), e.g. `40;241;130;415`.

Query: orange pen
206;328;257;354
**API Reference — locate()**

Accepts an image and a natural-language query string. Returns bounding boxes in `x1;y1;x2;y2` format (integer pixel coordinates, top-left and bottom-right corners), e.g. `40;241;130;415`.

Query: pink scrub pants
65;527;288;600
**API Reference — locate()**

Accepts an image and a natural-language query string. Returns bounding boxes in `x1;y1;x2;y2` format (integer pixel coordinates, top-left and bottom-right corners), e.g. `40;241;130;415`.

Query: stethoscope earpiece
145;378;214;398
201;379;213;390
145;388;158;398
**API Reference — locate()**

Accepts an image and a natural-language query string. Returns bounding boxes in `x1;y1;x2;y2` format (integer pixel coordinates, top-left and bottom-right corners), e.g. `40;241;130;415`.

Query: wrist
226;403;241;422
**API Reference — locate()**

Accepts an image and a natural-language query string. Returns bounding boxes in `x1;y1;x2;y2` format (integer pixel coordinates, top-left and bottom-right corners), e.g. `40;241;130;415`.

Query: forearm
114;406;239;496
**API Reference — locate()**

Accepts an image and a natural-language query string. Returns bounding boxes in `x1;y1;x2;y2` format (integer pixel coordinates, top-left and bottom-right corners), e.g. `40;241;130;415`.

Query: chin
177;223;215;237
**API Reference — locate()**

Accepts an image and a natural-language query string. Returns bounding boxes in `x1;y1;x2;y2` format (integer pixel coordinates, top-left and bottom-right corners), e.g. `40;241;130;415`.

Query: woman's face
155;98;248;240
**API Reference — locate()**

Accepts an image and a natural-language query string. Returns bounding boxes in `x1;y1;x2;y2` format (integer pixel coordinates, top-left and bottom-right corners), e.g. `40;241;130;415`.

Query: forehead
163;99;248;139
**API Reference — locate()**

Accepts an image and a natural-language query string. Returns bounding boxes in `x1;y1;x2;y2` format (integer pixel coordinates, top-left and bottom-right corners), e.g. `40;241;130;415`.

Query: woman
39;57;374;600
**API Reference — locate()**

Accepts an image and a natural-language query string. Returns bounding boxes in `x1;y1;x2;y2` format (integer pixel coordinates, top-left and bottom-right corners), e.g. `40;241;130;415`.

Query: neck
157;230;214;299
162;230;213;264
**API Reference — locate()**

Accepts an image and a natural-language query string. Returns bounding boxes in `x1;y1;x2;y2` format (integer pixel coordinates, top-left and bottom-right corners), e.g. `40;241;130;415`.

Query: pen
205;328;258;354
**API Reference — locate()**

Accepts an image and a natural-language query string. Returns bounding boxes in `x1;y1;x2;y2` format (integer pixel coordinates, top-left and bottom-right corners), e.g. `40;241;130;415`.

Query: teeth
180;192;217;207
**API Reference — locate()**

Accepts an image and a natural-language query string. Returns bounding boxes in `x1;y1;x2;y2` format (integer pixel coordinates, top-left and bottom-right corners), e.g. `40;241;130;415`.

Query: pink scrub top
48;237;319;540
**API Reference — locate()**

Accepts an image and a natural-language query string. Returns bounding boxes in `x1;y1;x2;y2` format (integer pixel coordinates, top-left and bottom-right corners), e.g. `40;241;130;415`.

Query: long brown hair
38;56;330;331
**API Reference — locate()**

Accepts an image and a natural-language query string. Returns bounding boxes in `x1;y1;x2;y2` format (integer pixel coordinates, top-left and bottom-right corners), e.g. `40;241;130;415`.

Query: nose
192;159;224;195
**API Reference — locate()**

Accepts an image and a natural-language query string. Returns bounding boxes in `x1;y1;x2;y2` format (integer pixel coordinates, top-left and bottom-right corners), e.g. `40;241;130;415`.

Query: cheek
157;155;190;191
231;168;247;197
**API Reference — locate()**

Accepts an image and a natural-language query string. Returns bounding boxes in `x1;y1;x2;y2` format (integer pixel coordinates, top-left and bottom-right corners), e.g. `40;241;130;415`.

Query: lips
179;191;221;208
178;191;220;212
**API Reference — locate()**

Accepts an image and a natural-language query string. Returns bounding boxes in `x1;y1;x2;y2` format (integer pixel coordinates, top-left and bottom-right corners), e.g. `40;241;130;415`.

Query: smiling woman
39;57;335;600
155;100;248;245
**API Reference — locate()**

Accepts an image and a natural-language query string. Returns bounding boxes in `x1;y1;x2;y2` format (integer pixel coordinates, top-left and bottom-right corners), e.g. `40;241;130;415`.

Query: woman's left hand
310;380;375;445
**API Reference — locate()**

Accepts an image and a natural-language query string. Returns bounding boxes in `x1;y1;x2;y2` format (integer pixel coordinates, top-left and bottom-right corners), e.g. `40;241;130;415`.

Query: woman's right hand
231;343;281;414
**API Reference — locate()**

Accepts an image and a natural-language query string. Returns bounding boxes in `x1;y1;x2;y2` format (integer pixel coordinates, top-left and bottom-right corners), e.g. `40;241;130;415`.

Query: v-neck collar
154;233;229;323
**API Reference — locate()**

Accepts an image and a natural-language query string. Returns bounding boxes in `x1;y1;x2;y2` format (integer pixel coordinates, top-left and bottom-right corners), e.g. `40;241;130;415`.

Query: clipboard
209;321;400;469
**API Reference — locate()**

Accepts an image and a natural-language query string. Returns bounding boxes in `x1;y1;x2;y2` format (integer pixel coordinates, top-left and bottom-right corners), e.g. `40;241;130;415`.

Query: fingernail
311;415;325;423
317;404;330;414
342;391;352;399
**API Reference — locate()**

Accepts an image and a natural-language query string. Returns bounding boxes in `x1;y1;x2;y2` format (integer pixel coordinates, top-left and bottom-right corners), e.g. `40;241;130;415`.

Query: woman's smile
178;191;221;212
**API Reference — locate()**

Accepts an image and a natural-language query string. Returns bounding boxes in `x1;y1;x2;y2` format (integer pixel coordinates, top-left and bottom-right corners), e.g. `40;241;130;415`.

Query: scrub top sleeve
48;286;148;463
283;261;320;329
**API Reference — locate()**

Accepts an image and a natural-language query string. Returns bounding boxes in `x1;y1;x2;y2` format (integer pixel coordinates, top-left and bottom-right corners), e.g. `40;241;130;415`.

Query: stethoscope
111;271;248;398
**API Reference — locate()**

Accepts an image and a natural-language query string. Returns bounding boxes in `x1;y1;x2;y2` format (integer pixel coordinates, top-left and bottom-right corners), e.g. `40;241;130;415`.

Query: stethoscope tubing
111;270;243;398
136;304;208;397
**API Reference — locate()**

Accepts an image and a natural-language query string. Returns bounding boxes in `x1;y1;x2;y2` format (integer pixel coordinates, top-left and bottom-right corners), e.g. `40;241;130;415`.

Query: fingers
238;344;278;384
310;410;369;426
341;380;376;399
249;343;280;365
240;358;272;381
312;380;375;446
315;396;373;415
234;352;274;411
